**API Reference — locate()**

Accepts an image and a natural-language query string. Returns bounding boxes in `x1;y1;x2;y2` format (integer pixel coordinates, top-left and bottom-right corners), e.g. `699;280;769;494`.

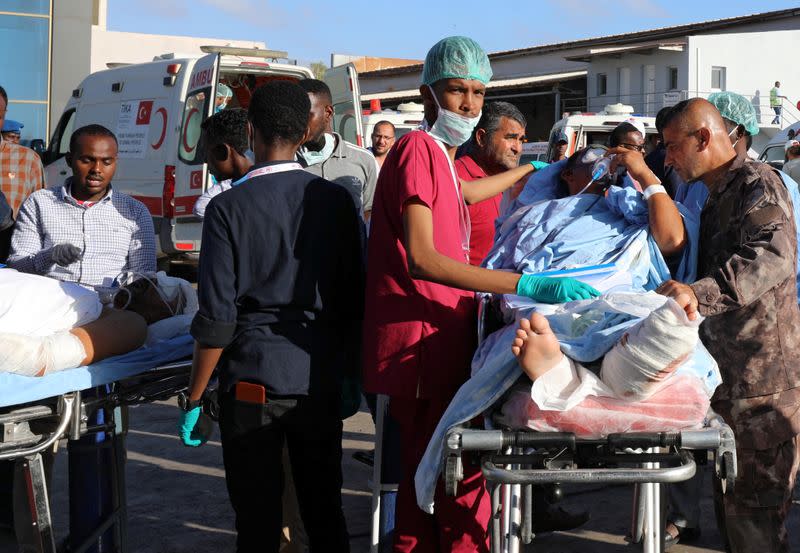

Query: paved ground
1;399;798;552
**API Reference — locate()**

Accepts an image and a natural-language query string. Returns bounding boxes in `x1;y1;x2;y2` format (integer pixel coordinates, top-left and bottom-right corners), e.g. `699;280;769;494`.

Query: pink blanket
501;374;709;438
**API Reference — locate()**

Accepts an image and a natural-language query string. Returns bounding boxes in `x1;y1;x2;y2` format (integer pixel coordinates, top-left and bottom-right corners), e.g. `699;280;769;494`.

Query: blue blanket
414;165;711;513
0;335;193;408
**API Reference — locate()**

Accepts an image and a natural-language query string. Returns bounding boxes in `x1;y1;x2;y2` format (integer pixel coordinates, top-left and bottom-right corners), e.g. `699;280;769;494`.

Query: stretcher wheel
444;455;463;497
721;451;735;494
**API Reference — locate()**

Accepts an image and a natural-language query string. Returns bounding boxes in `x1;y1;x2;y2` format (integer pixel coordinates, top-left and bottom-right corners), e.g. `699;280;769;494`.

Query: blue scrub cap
708;91;760;136
421;36;492;86
1;119;23;133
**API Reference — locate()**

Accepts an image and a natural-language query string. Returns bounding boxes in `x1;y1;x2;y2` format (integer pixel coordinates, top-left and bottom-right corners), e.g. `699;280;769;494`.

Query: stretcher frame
0;359;194;553
443;416;736;553
444;295;738;553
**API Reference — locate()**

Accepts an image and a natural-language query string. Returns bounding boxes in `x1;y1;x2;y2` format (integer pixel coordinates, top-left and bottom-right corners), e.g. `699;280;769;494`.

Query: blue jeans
773;106;782;124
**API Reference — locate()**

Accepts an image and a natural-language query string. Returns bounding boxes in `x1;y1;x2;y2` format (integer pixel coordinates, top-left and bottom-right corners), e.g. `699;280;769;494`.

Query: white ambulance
43;46;362;262
361;101;425;148
546;103;657;160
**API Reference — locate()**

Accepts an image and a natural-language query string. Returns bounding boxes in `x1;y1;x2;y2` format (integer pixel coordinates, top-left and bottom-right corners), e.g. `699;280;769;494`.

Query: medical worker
363;36;598;552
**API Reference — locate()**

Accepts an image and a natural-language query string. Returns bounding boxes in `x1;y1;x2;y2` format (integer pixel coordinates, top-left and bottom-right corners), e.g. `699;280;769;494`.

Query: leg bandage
0;331;87;376
600;298;699;401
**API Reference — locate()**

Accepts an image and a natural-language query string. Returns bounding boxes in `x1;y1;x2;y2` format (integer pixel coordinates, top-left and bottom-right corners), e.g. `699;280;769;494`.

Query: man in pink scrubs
362;36;599;552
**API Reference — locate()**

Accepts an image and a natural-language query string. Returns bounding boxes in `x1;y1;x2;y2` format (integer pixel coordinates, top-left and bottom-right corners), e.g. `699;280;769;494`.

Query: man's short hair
655;106;672;134
788;145;800;158
248;81;310;146
776;81;781;87
201;108;248;155
0;85;7;105
298;79;332;104
609;122;641;148
472;101;526;142
659;99;695;133
373;120;395;134
69;124;118;153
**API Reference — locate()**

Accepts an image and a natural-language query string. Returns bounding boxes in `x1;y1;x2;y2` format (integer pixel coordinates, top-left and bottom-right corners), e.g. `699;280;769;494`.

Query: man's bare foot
511;312;565;380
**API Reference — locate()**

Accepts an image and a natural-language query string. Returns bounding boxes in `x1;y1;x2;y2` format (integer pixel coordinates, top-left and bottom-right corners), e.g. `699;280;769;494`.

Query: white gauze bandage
0;331;86;376
599;297;700;401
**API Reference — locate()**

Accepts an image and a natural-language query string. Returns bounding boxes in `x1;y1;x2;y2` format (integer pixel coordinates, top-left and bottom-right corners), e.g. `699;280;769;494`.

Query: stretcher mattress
0;334;193;408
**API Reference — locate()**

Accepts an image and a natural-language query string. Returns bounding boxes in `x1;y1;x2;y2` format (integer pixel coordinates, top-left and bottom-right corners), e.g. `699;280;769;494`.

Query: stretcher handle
0;394;75;461
481;449;696;485
606;432;680;449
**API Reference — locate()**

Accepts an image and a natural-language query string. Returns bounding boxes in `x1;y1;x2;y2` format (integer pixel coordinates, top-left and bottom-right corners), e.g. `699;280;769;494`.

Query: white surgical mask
426;85;482;147
299;133;335;166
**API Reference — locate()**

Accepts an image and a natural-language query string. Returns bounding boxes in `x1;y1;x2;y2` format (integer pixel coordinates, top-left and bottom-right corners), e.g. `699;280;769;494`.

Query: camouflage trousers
713;434;800;553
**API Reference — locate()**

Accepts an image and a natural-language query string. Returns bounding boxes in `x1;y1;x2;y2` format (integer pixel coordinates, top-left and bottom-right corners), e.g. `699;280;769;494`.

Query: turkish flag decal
136;101;154;125
190;170;203;190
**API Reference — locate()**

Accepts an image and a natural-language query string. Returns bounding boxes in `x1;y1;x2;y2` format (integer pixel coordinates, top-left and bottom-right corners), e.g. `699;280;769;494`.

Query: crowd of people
1;32;799;553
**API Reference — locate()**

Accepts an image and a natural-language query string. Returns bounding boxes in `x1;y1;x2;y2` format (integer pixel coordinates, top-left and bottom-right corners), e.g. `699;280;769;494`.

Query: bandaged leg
0;331;86;376
0;309;147;376
600;294;699;401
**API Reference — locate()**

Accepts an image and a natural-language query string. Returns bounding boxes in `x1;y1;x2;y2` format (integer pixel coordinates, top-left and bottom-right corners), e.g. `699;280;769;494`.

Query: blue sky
109;0;799;66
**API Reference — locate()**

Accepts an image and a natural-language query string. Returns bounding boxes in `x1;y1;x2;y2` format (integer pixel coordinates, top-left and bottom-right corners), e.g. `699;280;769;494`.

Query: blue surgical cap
421;36;492;86
1;119;23;133
708;91;760;136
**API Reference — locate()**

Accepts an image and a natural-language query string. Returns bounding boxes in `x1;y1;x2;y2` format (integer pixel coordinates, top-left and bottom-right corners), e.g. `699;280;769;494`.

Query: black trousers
219;394;350;553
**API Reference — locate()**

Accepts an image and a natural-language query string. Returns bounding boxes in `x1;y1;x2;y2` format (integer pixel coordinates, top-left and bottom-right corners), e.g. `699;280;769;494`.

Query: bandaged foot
512;312;565;381
600;294;700;401
0;331;87;376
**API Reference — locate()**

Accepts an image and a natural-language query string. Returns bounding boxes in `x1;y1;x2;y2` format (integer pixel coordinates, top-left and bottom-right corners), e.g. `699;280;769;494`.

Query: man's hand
607;147;659;187
656;280;699;321
51;243;83;266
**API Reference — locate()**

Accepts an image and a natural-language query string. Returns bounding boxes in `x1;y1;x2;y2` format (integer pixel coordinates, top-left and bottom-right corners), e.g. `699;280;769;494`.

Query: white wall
586;48;688;114
89;30;265;74
50;0;95;131
687;30;800;125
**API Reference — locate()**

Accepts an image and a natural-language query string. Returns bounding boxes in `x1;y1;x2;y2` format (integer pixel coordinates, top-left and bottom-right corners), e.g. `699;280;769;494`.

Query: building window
668;67;679;90
597;73;607;96
711;66;726;91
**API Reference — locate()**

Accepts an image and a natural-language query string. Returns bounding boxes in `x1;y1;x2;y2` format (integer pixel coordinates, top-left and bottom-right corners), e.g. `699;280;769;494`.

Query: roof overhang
565;41;686;62
361;70;587;102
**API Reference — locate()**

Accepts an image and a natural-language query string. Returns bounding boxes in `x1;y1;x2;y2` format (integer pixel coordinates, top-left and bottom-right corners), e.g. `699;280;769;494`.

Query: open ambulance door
324;63;364;147
171;52;219;253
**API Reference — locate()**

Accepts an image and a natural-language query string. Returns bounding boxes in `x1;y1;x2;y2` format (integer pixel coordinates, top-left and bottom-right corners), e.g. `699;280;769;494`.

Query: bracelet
642;184;667;201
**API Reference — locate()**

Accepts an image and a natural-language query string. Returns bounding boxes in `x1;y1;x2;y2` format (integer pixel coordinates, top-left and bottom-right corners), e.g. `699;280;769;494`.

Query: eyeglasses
618;142;645;153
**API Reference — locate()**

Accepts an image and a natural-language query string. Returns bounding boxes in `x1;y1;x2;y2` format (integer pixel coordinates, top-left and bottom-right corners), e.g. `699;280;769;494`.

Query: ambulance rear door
172;53;219;255
324;64;364;147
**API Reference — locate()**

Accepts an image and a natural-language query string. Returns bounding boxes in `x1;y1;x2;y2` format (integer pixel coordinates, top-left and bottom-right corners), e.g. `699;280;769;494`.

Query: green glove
178;406;207;447
530;160;549;171
516;274;601;303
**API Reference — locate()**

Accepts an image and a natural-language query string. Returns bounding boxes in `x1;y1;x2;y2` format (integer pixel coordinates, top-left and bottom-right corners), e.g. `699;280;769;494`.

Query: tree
310;62;327;80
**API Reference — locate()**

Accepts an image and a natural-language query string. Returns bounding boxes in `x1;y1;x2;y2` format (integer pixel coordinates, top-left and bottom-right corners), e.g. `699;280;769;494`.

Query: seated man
0;268;196;376
415;145;708;514
7;125;156;288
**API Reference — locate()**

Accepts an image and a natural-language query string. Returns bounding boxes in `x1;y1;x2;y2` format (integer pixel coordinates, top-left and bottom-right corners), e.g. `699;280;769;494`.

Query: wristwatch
178;393;202;412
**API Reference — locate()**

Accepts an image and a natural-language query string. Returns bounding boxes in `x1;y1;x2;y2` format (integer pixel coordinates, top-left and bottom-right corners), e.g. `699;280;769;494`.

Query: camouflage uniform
691;156;800;552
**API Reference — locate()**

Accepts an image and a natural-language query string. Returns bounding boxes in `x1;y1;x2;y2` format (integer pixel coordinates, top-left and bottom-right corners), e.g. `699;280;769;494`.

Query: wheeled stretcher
438;295;737;553
0;335;195;553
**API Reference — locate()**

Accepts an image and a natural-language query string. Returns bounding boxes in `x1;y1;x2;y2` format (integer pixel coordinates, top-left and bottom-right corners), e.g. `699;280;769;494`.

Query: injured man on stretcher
0;268;197;376
415;146;721;513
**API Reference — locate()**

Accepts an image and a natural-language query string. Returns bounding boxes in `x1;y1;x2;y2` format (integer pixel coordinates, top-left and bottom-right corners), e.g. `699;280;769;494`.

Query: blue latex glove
516;274;601;303
178;406;206;447
530;160;549;171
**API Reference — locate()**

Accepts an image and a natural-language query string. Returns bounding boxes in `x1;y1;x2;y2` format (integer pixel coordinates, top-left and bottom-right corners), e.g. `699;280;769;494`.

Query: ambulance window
179;88;210;164
46;108;76;163
333;103;358;146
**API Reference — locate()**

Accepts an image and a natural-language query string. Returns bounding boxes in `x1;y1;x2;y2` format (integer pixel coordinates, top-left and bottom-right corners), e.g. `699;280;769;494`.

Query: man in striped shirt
8;124;155;288
0;85;44;216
